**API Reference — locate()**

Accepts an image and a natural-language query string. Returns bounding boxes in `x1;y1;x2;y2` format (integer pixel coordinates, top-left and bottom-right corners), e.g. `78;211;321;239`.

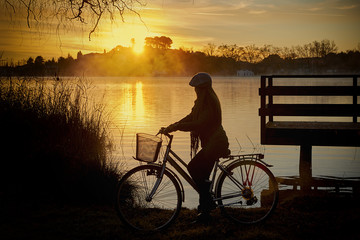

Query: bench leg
299;145;312;191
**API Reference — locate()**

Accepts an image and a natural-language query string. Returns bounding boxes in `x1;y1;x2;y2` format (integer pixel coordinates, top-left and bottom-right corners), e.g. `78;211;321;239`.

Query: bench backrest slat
259;86;360;96
260;104;360;117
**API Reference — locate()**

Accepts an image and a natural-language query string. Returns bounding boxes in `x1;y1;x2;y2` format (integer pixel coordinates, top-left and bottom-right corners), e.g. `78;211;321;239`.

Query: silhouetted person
163;72;229;223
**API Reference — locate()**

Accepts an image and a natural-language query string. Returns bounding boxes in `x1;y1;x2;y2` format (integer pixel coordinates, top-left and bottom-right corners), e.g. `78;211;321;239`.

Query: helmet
189;72;212;87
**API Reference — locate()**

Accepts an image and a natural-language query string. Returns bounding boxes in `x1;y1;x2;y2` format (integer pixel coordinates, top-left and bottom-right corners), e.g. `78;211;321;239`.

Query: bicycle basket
135;133;162;162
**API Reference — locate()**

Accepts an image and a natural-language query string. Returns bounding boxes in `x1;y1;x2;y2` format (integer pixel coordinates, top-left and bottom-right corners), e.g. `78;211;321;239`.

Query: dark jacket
171;88;229;157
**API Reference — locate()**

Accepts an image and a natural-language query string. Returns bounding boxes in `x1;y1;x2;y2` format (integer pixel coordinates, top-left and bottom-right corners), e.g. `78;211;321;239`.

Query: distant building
237;70;254;77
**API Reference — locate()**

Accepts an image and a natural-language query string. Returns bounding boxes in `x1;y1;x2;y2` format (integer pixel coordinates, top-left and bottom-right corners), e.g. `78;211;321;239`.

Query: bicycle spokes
116;165;182;231
241;162;256;187
216;160;279;224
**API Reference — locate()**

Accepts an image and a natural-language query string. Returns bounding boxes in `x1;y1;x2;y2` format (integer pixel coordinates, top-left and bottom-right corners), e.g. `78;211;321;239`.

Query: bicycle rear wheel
216;160;278;224
115;165;182;231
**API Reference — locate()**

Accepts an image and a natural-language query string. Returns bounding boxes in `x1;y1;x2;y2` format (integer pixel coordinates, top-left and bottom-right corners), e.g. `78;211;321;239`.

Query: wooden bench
259;75;360;191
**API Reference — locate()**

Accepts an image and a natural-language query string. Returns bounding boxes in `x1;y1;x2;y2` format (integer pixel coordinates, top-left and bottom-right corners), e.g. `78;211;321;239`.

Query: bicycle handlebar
158;128;174;147
157;127;173;139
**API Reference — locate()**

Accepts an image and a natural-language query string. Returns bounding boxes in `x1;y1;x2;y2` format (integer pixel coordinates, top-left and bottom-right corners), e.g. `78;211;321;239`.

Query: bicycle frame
146;133;267;206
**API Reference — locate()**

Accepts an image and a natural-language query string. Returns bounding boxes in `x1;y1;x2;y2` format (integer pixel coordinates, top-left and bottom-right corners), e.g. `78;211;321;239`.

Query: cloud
335;5;357;10
249;10;267;15
308;7;322;12
193;12;234;16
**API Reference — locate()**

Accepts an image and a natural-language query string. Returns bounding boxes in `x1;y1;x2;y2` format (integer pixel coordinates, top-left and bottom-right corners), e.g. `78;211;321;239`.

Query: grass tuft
0;77;120;205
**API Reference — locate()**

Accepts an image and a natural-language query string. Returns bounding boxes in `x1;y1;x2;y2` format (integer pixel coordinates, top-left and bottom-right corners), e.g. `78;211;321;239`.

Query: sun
131;38;144;54
132;45;144;54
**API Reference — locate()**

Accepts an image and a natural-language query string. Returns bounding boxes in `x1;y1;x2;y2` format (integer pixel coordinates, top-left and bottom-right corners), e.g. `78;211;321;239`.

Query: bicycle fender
223;156;273;168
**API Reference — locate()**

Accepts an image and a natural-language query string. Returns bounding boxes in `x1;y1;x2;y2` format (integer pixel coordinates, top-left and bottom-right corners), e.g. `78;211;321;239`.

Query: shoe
207;199;217;211
191;212;212;225
197;200;217;213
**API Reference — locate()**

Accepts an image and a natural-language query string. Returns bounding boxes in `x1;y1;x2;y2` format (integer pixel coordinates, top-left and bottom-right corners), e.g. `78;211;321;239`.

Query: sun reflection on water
135;81;145;118
118;81;145;124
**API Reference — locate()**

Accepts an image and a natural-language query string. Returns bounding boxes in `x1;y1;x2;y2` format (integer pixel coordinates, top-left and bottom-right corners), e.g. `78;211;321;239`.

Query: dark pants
187;149;216;190
187;148;218;212
187;136;229;191
187;127;229;212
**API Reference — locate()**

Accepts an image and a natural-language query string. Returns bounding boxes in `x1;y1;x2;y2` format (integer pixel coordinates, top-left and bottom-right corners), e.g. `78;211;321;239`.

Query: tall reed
0;77;119;204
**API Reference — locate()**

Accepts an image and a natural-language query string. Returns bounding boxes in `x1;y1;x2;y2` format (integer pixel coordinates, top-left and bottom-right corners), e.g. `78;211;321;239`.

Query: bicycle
115;130;279;231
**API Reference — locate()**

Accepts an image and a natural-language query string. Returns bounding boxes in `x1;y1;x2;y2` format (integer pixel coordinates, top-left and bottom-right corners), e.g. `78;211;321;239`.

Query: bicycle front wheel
216;160;278;224
115;165;182;231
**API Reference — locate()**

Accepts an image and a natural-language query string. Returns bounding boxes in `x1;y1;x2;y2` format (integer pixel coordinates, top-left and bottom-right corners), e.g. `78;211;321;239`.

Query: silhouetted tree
294;43;312;58
33;56;45;75
308;40;338;58
34;56;44;65
58;55;75;75
319;39;338;57
217;44;244;61
257;54;284;74
77;51;83;60
282;47;298;60
259;44;274;60
203;43;217;57
145;36;173;49
242;45;261;63
27;57;34;65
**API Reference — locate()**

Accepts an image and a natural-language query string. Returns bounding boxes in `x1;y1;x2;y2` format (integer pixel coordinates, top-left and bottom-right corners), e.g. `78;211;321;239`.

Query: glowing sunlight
132;42;144;54
99;23;147;51
135;82;145;118
122;83;134;119
118;82;145;123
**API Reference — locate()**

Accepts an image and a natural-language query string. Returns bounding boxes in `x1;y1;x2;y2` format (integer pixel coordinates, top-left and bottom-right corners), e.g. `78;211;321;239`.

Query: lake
87;76;359;208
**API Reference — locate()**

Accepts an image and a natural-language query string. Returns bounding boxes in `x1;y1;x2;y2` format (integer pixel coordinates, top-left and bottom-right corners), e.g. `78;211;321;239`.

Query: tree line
212;39;340;63
1;38;359;77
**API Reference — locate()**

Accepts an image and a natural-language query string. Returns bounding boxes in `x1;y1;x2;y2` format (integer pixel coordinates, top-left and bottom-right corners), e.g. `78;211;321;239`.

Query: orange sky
1;0;360;63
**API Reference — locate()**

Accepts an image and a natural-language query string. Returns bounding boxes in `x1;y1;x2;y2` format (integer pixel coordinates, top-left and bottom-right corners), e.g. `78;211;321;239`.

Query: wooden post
260;76;266;144
353;76;358;123
299;145;312;191
268;76;273;122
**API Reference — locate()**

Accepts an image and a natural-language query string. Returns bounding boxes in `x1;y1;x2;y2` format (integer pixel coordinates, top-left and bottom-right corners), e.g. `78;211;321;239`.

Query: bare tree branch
88;5;103;40
5;0;16;13
4;0;145;40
